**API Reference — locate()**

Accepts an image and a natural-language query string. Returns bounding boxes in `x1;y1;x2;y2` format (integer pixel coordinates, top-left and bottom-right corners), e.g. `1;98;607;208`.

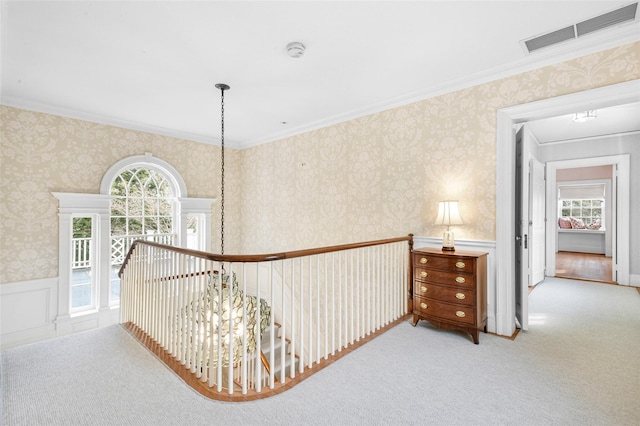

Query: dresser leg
471;329;479;344
412;314;419;326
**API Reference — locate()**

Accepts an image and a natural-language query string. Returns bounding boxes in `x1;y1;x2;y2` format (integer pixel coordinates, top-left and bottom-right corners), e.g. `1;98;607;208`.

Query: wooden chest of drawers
412;247;487;344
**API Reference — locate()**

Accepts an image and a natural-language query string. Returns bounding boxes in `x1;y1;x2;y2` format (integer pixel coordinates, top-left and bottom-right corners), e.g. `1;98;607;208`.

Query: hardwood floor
555;251;614;283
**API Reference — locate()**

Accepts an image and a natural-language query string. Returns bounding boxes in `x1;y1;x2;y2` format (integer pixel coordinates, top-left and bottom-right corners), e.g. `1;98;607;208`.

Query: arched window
110;167;175;238
109;166;177;305
53;153;215;331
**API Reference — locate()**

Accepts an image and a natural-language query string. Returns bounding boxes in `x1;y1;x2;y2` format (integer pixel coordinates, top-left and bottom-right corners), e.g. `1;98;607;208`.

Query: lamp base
442;229;455;252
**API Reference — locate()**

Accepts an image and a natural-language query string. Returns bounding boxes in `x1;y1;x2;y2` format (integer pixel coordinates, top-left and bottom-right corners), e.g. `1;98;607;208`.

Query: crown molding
2;25;638;151
240;26;639;149
0;97;241;148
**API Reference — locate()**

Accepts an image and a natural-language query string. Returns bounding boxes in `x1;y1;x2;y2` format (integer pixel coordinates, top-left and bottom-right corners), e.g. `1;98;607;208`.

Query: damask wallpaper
1;41;638;284
0;112;233;283
237;42;639;253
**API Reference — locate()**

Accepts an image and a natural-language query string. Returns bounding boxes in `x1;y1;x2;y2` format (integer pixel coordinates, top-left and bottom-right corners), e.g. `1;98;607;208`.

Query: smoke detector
286;42;305;58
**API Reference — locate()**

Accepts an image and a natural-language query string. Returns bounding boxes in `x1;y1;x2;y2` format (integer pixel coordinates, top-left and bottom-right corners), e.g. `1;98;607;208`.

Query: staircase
259;323;299;383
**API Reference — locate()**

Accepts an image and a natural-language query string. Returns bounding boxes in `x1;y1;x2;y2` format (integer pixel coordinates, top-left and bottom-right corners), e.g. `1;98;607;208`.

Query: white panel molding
413;237;497;334
0;277;122;350
0;278;57;349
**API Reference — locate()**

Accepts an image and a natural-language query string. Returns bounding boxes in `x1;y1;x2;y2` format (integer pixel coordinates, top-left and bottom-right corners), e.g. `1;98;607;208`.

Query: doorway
494;79;638;338
545;155;629;285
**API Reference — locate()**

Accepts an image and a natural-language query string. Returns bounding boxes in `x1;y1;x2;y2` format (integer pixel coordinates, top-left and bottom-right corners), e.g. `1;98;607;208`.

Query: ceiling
1;1;639;149
528;101;640;143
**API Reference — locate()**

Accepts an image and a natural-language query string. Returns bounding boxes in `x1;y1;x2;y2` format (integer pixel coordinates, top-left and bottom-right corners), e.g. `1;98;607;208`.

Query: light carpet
2;277;639;425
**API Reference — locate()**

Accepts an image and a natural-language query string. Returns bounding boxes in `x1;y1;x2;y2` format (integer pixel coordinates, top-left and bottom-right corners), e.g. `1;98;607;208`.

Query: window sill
558;228;605;234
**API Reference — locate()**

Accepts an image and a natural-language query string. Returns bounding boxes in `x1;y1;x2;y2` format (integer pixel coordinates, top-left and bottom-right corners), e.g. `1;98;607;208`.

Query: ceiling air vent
576;2;638;37
522;2;638;53
524;26;575;53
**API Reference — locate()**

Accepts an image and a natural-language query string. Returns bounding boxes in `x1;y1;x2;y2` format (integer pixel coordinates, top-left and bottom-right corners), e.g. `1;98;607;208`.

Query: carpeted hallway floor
2;277;639;425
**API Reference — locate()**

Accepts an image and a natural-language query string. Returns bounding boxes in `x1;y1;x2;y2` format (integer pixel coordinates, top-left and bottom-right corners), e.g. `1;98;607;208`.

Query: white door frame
546;155;629;284
495;79;639;337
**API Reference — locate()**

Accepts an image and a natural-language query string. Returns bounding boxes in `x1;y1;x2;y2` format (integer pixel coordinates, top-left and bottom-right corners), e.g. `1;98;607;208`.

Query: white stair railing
119;235;412;400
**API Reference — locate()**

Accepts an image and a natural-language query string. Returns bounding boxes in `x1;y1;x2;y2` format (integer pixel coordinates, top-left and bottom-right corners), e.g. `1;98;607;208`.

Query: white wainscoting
0;277;120;350
413;237;497;334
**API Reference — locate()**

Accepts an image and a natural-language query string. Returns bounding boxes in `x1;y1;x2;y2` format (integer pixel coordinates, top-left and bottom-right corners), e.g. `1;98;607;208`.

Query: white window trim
53;153;215;331
557;179;609;232
52;192;112;320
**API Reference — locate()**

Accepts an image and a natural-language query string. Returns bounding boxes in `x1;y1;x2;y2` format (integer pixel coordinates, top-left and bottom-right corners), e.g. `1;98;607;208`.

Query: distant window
559;198;604;229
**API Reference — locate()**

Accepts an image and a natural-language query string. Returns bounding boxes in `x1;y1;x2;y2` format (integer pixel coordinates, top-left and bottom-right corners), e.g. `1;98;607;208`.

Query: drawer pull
419;257;428;264
420;271;428;278
420;286;428;293
455;276;466;284
455;261;465;269
420;302;428;309
455;311;466;318
455;292;466;300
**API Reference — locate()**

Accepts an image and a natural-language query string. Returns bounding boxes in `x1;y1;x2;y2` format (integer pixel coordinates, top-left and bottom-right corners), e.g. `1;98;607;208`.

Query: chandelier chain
220;87;225;255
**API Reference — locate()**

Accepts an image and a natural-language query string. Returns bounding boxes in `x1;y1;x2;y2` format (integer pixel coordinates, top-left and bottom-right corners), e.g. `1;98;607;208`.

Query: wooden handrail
119;233;414;400
119;234;413;278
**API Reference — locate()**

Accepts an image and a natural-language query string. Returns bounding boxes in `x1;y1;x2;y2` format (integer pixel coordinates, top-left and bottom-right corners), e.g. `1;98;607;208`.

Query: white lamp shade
434;201;463;226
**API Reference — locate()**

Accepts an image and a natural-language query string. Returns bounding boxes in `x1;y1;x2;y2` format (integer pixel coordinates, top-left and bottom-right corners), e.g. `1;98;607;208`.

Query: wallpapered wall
1;41;638;285
0;113;235;283
236;42;639;254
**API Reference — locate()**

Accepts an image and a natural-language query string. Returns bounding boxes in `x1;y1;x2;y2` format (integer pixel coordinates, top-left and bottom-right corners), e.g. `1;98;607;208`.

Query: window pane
145;217;158;232
159;199;172;217
561;208;570;217
145;199;159;216
128;197;143;217
110;265;120;304
73;217;92;238
160;217;173;234
110;176;127;197
129;172;144;197
71;268;92;309
111;197;127;217
111;217;127;236
129;217;143;235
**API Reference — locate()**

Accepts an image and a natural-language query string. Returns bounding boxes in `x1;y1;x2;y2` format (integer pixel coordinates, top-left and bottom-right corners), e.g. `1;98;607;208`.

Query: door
529;157;546;285
514;127;528;330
